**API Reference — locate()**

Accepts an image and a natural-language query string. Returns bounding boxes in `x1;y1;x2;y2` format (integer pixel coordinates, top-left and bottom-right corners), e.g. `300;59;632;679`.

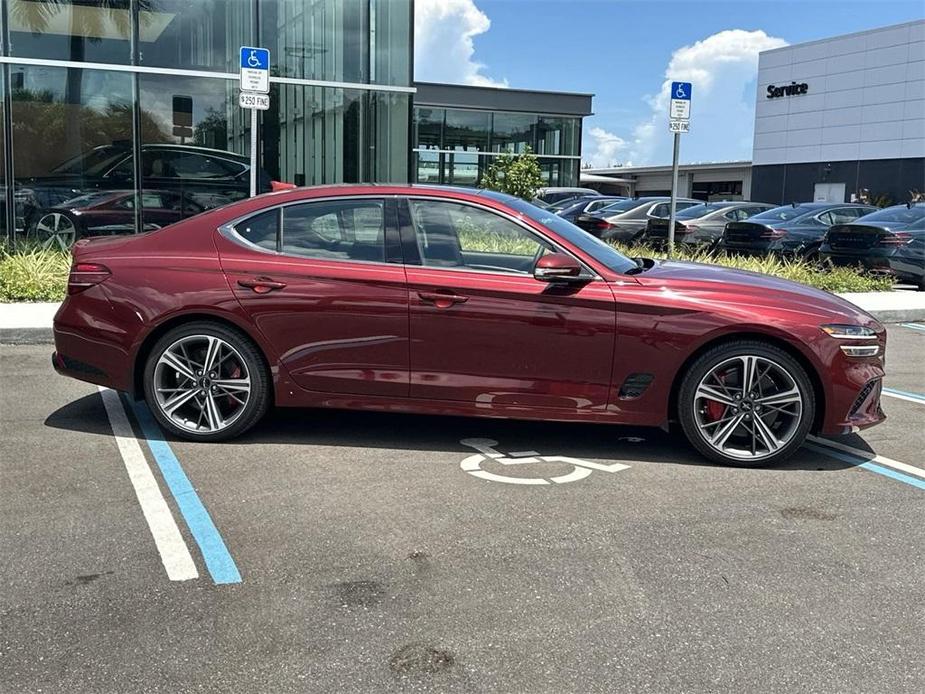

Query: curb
1;328;54;345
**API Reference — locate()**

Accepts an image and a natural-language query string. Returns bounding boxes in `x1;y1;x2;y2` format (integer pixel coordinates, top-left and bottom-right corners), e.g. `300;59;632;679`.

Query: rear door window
281;199;386;263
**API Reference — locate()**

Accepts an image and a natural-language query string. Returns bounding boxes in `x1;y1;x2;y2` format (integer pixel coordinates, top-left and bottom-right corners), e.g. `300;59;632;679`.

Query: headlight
820;324;877;340
839;344;880;357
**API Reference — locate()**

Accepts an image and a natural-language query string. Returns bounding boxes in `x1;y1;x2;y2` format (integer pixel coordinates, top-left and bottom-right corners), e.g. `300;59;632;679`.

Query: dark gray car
641;201;776;249
719;202;878;259
574;196;700;241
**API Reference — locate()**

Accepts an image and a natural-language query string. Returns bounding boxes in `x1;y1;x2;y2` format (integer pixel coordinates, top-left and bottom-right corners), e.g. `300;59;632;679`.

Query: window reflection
138;0;251;72
8;0;132;63
444;109;490;152
491;113;536;153
9;65;134;246
138;74;256;228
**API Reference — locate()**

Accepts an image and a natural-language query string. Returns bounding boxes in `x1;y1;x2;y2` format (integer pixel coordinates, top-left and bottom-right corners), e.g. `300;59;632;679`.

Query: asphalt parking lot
1;325;923;693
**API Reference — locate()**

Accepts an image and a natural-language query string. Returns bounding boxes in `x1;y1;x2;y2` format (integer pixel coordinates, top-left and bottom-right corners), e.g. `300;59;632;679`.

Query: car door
216;196;410;398
400;197;616;412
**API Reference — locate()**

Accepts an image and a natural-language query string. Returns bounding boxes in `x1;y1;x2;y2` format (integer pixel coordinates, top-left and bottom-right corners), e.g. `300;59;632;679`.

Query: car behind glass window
234;209;278;250
281;199;386;262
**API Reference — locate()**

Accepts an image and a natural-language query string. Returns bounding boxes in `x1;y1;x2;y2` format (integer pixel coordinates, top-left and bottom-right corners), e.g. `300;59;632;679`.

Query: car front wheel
678;340;815;467
143;321;270;442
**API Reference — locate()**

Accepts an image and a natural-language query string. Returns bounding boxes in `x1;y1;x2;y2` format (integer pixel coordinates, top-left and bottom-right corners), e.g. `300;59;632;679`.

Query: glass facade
412;106;583;188
1;0;412;244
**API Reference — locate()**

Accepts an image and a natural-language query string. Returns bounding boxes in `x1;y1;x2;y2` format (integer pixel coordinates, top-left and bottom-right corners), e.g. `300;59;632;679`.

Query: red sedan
53;185;886;467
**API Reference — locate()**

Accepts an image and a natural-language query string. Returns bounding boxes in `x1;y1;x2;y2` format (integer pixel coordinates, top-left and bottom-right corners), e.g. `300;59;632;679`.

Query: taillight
762;228;788;239
878;232;912;246
678;224;695;235
593;219;613;230
68;262;111;294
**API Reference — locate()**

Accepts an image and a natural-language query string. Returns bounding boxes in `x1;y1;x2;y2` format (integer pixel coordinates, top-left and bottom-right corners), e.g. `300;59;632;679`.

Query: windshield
51;146;131;176
676;203;727;219
857;205;925;224
598;198;650;214
482;191;638;274
749;205;818;222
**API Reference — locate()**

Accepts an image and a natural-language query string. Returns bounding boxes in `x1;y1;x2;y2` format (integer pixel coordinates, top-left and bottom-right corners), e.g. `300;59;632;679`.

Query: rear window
598;199;650;214
856;205;925;224
676;203;726;219
749;205;818;222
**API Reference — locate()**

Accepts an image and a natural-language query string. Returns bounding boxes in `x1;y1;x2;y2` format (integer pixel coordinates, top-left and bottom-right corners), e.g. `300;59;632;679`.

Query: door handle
418;290;469;306
237;277;287;293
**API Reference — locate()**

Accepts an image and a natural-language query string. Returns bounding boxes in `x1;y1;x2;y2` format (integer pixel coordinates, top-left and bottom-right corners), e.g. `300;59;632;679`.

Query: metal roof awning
580;173;633;184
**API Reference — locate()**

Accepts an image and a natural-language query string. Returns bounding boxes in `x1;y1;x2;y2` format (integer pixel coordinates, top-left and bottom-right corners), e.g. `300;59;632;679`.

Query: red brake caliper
225;364;242;410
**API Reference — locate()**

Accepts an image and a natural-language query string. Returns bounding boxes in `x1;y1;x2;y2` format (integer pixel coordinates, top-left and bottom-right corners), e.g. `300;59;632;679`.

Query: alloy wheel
153;335;252;434
36;213;77;251
692;354;804;462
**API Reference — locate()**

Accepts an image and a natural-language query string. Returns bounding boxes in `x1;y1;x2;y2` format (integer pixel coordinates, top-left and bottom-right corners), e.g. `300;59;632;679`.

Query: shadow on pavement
44;393;854;472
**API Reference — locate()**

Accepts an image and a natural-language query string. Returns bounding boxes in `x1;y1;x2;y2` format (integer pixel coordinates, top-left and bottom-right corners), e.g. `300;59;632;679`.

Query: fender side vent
619;373;654;399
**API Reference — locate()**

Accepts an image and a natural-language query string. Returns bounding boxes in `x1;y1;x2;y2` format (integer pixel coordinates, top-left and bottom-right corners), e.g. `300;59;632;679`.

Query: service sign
240;46;270;94
669;120;690;134
239;91;270;110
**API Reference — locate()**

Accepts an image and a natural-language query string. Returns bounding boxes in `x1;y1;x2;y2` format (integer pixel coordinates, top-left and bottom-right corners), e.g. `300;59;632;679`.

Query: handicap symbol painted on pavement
459;438;630;485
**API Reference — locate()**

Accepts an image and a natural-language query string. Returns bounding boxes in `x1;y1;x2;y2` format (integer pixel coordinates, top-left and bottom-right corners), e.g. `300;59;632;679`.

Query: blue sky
414;0;924;167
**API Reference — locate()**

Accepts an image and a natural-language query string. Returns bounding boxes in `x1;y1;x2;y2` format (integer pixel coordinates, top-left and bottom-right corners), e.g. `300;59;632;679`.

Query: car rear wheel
678;341;815;467
143;322;270;442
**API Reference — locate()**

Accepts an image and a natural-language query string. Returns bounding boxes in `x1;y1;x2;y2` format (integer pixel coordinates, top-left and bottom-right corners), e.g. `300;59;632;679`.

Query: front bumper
819;332;887;435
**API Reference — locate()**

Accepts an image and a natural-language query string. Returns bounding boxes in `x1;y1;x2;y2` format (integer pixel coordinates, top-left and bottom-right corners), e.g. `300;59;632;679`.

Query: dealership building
585;19;925;205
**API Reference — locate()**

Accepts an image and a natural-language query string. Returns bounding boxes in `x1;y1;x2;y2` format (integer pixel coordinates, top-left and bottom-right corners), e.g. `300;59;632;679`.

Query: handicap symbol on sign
247;50;261;68
459;438;630;485
675;84;687;99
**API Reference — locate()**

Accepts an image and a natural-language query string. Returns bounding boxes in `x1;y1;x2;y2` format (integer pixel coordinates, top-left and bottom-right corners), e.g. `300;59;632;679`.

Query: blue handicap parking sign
240;47;269;71
671;82;692;101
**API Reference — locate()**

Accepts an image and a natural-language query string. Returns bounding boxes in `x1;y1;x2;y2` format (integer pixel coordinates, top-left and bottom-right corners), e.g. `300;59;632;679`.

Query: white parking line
99;387;199;581
808;434;925;481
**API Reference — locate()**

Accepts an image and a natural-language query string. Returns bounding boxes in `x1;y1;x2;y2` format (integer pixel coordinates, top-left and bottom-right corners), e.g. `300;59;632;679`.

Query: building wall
752;20;925;204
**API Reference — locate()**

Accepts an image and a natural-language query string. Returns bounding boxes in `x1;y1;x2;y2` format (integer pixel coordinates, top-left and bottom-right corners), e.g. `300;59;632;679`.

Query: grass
0;231;895;303
611;242;896;293
0;243;71;302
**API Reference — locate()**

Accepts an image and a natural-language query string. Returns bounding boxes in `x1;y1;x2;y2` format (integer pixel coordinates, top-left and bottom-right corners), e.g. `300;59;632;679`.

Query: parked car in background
555;196;627;223
575;196;700;241
31;190;205;251
535;187;601;204
53;184;886;467
718;202;878;259
641;201;776;250
820;203;925;289
11;143;274;241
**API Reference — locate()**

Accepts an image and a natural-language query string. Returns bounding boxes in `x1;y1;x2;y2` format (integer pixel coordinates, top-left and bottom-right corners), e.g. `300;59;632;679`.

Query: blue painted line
805;443;925;491
883;387;925;403
126;396;242;584
900;322;925;334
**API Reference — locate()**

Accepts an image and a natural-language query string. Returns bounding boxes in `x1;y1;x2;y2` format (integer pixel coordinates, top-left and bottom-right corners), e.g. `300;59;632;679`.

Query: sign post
239;46;270;198
667;81;692;259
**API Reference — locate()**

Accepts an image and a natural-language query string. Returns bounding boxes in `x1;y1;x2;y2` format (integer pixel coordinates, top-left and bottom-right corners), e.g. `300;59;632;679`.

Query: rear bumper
52;289;134;392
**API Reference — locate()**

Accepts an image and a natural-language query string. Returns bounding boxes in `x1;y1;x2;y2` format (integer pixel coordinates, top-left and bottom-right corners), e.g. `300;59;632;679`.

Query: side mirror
534;252;583;282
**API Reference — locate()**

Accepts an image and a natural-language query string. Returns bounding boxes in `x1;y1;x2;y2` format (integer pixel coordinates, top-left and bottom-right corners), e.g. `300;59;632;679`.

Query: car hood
630;259;880;328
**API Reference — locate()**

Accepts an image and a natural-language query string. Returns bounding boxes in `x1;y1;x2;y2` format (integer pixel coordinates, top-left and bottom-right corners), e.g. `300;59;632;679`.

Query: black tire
677;340;815;467
142;321;270;442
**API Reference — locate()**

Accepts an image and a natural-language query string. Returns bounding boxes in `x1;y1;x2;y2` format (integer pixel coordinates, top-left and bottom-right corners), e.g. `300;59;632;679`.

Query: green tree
480;147;545;201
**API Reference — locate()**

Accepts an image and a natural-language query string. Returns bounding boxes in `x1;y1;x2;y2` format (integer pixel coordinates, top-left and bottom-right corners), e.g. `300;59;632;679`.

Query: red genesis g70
52;185;887;466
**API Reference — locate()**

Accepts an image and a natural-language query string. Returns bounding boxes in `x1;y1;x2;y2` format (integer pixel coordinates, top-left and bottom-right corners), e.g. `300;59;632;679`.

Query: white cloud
584;126;627;167
414;0;508;88
588;29;788;167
